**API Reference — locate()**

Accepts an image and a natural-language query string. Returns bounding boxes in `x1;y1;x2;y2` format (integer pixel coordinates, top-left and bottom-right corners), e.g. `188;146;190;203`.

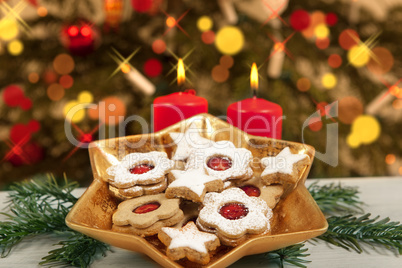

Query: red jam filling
239;185;261;197
207;156;232;171
130;163;154;174
133;202;160;214
219;203;248;220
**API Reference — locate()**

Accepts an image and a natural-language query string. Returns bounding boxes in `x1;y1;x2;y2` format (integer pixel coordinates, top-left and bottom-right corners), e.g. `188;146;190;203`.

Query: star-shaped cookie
166;169;223;202
158;221;220;265
169;123;212;161
260;147;309;196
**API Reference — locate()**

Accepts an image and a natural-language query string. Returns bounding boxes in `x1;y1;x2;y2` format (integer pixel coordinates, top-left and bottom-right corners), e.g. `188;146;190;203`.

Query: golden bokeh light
322;73;337;89
120;63;130;73
37;6;48;17
348;45;370;67
297;77;311;92
197;16;213;32
7;40;23;55
385;154;396;165
347;115;381;148
166;17;176;28
314;24;329;39
0;19;19;41
215;26;244;55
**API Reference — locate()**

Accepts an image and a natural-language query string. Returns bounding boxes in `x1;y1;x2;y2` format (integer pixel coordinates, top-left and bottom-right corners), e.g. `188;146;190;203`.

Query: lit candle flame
177;58;185;86
250;62;258;91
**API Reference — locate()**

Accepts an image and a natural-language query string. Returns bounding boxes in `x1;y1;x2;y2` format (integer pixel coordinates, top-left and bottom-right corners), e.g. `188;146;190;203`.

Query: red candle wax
153;90;208;131
227;96;283;139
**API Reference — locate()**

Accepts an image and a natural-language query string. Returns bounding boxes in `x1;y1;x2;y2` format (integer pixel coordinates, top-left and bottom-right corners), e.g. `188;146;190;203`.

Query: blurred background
0;0;401;189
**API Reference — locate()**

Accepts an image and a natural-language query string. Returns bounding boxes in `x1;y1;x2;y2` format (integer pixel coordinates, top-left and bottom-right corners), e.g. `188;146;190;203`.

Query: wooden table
1;177;401;268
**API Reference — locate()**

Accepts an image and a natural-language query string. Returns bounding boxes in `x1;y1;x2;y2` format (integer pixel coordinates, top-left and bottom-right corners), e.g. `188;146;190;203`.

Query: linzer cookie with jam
196;187;273;247
260;147;310;196
106;152;174;199
112;193;183;237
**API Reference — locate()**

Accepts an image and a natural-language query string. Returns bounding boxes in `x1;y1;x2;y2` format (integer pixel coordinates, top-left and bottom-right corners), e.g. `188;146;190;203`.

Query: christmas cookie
158;221;220;265
165;169;223;202
260;147;309;196
186;141;253;182
169;122;212;161
106;151;174;188
112;193;183;237
236;177;284;209
109;178;168;200
197;187;272;246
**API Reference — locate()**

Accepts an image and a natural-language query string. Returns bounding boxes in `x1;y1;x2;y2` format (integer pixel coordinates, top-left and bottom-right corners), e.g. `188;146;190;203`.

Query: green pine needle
266;243;311;268
308;182;364;214
317;213;402;254
0;175;110;267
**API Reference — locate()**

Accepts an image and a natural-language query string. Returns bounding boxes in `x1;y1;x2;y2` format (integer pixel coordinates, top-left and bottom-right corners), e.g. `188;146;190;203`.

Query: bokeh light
197;16;213;32
47;83;65;101
347;115;381;148
143;58;162;77
325;12;338;26
8;40;24;55
392;99;402;110
211;65;229;83
314;24;329;39
322;73;337;89
315;37;330;50
308;116;323;132
37;6;48;17
215;26;244;55
53;54;75;75
296;77;311;92
390;86;402;99
289;9;310;31
0;19;19;41
78;91;94;103
367;47;394;75
348;44;370;67
201;30;215;44
152;39;166;54
166;17;176;28
43;70;58;84
64;101;84;123
302;11;325;38
131;0;152;13
317;102;329;116
339;29;359;50
338;96;363;124
28;72;40;83
88;96;126;125
328;54;342;68
120;63;130;73
59;75;74;89
220;55;234;69
385;154;396;165
2;85;25;107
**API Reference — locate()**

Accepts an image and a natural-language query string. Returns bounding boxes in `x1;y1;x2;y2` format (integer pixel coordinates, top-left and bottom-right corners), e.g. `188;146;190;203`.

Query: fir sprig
265;243;311;268
40;231;110;268
0;175;110;267
317;213;402;254
308;182;363;214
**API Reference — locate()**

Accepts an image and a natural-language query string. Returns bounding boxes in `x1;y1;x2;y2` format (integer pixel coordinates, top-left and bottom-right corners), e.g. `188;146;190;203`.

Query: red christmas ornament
290;9;310;31
131;0;152;13
60;22;100;56
325;13;338;26
8;142;45;166
143;58;162;77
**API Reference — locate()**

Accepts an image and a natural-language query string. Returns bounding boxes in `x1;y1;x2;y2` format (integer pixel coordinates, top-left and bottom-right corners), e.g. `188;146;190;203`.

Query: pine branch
40;231;110;268
308;182;364;214
0;175;110;267
265;243;311;268
317;213;402;254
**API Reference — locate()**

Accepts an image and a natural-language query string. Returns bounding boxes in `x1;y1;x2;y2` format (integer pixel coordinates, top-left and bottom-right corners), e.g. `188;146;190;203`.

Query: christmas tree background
0;0;401;189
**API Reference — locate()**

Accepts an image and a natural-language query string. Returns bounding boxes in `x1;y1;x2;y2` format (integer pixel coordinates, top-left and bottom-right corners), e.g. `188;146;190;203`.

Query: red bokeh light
290;9;310;31
68;26;79;36
143;58;162;78
80;26;91;37
325;13;338;26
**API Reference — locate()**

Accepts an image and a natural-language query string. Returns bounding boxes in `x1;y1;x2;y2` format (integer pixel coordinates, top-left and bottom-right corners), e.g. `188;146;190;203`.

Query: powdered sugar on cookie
107;151;174;187
168;169;220;197
261;147;309;176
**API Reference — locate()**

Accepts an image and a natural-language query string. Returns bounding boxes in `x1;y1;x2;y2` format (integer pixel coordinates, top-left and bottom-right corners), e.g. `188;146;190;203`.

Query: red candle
153;59;208;131
227;63;283;139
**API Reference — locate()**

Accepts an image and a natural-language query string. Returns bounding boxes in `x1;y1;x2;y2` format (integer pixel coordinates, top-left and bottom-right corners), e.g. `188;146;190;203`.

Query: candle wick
252;88;257;97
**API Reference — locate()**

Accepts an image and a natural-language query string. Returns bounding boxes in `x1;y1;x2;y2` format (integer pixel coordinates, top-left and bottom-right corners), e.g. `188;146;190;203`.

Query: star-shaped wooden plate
66;113;328;268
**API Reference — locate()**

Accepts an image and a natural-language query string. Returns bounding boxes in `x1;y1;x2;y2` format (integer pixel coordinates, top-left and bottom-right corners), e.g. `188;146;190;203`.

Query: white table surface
0;177;401;268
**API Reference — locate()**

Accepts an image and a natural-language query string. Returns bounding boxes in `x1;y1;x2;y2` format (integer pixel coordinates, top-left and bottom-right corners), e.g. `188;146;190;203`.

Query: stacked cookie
105;125;310;265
